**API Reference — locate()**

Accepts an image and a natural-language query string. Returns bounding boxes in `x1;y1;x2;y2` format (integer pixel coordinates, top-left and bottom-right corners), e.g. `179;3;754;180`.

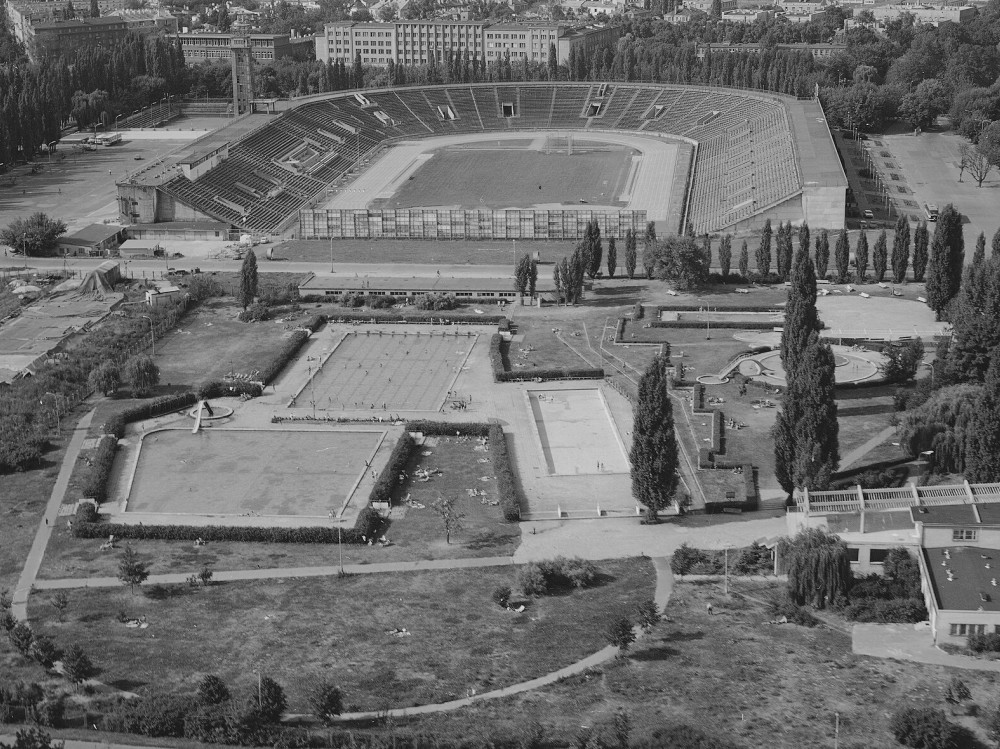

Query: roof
129;221;230;232
59;224;123;245
33;16;126;29
924;547;1000;612
299;274;555;293
911;503;1000;527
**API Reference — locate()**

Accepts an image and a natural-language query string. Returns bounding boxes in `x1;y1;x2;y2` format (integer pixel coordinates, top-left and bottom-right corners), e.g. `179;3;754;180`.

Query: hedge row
81;435;118;502
72;503;383;544
260;329;311;385
711;410;723;454
490;334;603;382
743;465;758;505
655;304;781;314
614;318;626;343
692;383;707;412
196;380;263;399
488;334;505;380
370;432;415;506
324;310;509;329
104;392;199;439
406;420;490;437
489;424;521;522
649;320;778;331
633;303;644;320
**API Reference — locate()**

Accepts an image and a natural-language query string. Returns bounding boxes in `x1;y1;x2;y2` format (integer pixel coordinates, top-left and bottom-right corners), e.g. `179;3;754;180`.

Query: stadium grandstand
116;82;846;239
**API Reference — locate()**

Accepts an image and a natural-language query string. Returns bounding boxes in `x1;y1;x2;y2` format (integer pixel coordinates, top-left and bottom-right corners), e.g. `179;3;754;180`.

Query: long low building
298;272;557;303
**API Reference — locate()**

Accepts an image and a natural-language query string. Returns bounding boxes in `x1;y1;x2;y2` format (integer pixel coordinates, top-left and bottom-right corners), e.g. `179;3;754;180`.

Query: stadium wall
299;208;647;240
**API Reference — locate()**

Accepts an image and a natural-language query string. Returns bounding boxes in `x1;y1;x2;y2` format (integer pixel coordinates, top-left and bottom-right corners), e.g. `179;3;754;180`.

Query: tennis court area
299;329;478;412
527;389;629;476
126;428;384;517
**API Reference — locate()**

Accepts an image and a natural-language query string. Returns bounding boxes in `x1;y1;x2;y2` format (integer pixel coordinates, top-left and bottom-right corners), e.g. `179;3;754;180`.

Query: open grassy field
372;145;635;210
38;435;521;580
27;558;654;713
154;299;308;386
391;579;1000;747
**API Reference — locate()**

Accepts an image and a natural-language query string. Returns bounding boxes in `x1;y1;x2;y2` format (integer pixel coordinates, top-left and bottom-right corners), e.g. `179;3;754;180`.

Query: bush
767;596;819;627
843;597;927;623
73;504;382;545
196;380;263;399
415;293;458;311
671;543;708;576
367;294;398;309
237;300;270;322
369;432;414;507
968;632;1000;653
490;424;521;522
890;707;967;749
633;302;644;320
104;392;199;438
324;309;506;326
81;435;117;502
35;696;65;728
733;543;772;575
488;334;505;381
491;585;512;608
103;694;194;738
517;557;598;596
186;275;225;303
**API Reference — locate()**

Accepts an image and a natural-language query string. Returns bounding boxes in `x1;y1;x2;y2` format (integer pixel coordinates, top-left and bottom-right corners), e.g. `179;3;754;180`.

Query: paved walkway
854;623;1000;672
840;425;898;470
331;557;674;723
12;408;95;620
33;555;515;591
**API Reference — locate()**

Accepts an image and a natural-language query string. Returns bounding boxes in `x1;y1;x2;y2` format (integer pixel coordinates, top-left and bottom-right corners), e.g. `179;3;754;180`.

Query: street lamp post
139;314;155;357
42;392;63;435
22;233;27;258
115;113;123;131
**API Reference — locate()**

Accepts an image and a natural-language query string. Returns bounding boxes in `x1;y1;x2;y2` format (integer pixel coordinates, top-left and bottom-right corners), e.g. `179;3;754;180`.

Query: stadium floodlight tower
230;36;255;116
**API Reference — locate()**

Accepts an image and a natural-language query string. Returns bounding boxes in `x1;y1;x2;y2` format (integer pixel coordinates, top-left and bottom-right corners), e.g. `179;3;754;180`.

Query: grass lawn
154;299;308;386
394;579;1000;748
372;146;635;210
38;435;521;580
28;558;655;713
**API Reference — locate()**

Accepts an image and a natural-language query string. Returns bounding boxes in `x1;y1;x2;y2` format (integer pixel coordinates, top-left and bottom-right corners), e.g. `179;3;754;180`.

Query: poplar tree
798;222;810;263
926;204;965;319
973;231;986;266
629;355;678;522
814;230;830;279
912;221;929;282
789;339;840;491
891;215;910;283
855;231;869;282
780;245;820;375
992;227;1000;259
738;239;749;279
872;229;888;282
944;256;1000;383
835;229;850;283
718;234;732;280
238;249;258;310
624;229;637;279
756;218;772;277
965;349;1000;483
606;236;617;278
776;221;793;280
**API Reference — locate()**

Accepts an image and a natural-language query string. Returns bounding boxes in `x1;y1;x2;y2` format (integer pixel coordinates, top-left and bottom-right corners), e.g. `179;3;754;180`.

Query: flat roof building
23;16;128;60
871;4;976;24
178;32;301;63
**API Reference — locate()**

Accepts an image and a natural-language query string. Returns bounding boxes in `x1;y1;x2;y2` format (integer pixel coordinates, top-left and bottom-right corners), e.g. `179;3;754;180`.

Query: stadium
117;82;847;240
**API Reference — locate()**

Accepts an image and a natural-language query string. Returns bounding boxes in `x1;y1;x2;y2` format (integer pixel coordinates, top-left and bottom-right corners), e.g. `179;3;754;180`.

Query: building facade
107;8;179;34
178;32;297;63
26;16;128;59
315;20;606;66
871;4;976;25
696;41;847;59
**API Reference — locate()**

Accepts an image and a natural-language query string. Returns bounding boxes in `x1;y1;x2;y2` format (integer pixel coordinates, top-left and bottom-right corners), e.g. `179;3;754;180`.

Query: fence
299;208;648;240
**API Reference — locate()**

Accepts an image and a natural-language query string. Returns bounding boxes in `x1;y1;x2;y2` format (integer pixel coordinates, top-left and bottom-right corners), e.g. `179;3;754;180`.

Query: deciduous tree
88;361;120;397
926;204;965;318
307;677;343;725
117;543;149;594
966;351;1000;483
431;496;465;544
855;231;870;281
892;215;911;283
718;234;732;280
0;213;67;258
605;616;635;655
238;249;259;310
815;230;830;279
835;228;850;283
738;239;749;279
780;528;851;609
61;644;95;684
606;236;617;278
647;235;711;290
124;355;159;398
624;228;637;279
873;229;888;282
629;354;678;521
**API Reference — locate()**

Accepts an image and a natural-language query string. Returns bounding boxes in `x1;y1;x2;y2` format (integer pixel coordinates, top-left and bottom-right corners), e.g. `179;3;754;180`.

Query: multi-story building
683;0;738;12
696;41;847;59
720;9;772;22
871;4;976;25
178;32;300;63
316;20;597;66
555;24;620;64
107;8;179;34
25;16;129;59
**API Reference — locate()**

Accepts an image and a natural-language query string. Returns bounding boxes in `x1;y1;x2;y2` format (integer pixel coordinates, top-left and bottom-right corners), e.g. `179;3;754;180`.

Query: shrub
35;696;65;727
890;707;967;749
517;558;598;595
490;424;521;522
415;293;458;311
491;585;512;608
73;505;381;545
843;597;927;623
516;563;547;597
733;543;772;575
102;694;193;737
237;300;270;322
196;380;263;399
81;435;117;502
367;294;398;309
633;302;644;320
967;632;1000;653
104;392;199;438
766;596;819;627
197;675;231;706
369;432;414;507
670;543;708;576
186;275;225;303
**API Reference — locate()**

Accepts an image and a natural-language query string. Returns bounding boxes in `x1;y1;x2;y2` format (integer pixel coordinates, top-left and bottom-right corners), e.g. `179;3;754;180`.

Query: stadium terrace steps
158;83;802;235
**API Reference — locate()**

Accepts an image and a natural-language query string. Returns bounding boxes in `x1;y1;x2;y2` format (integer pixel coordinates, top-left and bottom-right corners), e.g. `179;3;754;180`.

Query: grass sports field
126;428;384;516
375;143;635;210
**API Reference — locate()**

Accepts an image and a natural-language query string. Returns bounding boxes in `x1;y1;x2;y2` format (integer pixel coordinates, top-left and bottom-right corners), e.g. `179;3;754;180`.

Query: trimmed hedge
196;380;263;399
490;423;521;522
325;310;507;327
692;383;707;412
81;435;118;502
260;329;311;385
633;303;644;320
488;334;505;381
711;410;723;453
406;421;490;437
498;367;604;382
104;392;199;439
370;432;415;506
743;465;757;505
656;304;781;313
72;503;382;544
649;320;778;331
614;318;626;342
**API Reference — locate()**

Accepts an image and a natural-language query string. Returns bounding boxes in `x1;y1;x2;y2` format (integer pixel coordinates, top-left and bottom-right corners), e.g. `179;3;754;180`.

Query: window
951;623;986;636
954;529;979;542
848;548;860;563
869;549;890;564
